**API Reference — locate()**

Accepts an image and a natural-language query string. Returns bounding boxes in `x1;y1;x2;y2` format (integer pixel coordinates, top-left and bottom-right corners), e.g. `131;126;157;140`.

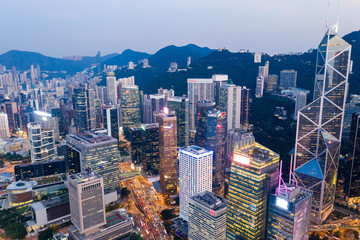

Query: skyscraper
293;26;352;224
188;191;227;240
28;122;56;163
187;78;214;130
168;96;189;147
68;171;106;235
106;73;118;106
267;184;312;240
195;101;215;147
129;126;143;166
66;130;121;192
5;102;18;132
120;85;141;129
142;94;166;123
33;111;60;142
345;112;360;204
179;146;213;221
0;112;10;139
73;87;96;132
294;91;307;119
266;74;278;92
219;84;250;130
213;74;228;107
141;124;160;176
280;70;297;89
157;110;178;202
255;61;269;98
205;109;226;190
103;106;120;140
226;133;279;240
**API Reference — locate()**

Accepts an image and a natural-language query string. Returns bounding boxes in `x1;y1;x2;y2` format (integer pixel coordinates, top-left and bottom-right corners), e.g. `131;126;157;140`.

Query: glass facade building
168;97;189;147
226;133;279;240
279;70;297;89
195;101;215;147
267;184;312;240
66;130;121;192
120;85;141;129
28;122;56;163
293;27;352;224
72;87;96;133
103;106;120;140
14;159;66;181
205;109;226;190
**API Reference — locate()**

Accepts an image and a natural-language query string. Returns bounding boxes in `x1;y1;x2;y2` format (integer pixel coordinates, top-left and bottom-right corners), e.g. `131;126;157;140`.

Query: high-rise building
103;106;120;140
205;109;226;190
0;112;10;139
280;70;297;89
267;184;312;240
68;172;106;235
293;26;352;224
219;84;250;130
187;78;214;130
129;126;143;166
28;122;56;163
255;61;269;98
51;108;65;136
188;191;227;240
294;91;307;119
168;96;189;147
179;146;213;221
73;87;95;132
266;74;278;92
254;53;262;63
226;133;279;240
120;85;141;129
213;74;228;107
33;111;60;142
5;102;18;132
143;94;166;123
345;112;360;204
157;111;178;202
66;130;120;192
106;73;117;106
195;101;215;147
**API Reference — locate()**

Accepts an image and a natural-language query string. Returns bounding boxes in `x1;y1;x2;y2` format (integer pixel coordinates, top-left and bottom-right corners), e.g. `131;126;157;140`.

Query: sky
0;0;359;58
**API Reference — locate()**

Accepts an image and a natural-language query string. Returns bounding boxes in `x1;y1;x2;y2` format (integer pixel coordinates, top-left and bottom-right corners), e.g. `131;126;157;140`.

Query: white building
0;112;10;139
179;145;213;221
118;76;135;87
28;122;55;163
254;53;262;63
295;92;307;119
106;73;117;106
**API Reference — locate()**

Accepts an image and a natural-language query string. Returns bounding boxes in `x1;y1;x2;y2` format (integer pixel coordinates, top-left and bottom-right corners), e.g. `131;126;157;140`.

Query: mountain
82;53;120;66
0;50;84;74
344;30;360;95
102;49;151;66
148;44;214;71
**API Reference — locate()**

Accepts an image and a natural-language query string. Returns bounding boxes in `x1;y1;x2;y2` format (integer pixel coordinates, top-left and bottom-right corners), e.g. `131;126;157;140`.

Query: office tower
254;53;261;63
33;111;60;142
106;73;117;105
267;184;312;240
103;106;120;140
97;86;108;105
129;126;143;166
57;143;81;174
266;74;278;92
28;122;55;163
293;26;351;224
205;109;226;189
118;76;135;88
226;133;279;240
219;85;250;130
280;70;297;89
168;96;189;147
66;130;120;192
157;111;178;202
94;98;103;128
187;78;214;130
143;94;166;123
51;108;65;136
14;159;66;181
73;87;95;132
5;102;18;132
213;74;228;107
141;124;160;176
179;146;213;221
188;191;227;240
68;172;106;235
120;85;141;129
294;91;307;119
0;112;10;139
195;101;215;147
345;112;360;204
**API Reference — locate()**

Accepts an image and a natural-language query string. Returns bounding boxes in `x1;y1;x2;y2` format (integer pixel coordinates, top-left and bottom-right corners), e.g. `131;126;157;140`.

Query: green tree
38;228;53;240
130;232;144;240
160;209;177;220
0;159;4;168
120;187;131;198
354;230;359;239
4;222;27;239
322;237;329;240
334;230;342;238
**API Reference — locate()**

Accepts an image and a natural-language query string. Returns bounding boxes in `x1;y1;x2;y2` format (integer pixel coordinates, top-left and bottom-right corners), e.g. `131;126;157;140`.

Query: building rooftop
68;171;102;185
191;191;227;212
7;180;36;191
276;184;312;204
181;145;212;156
68;130;115;144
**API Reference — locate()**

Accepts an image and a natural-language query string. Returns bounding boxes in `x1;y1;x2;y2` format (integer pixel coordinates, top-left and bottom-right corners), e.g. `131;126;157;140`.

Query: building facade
28;122;55;163
73;87;96;132
168;96;189;147
120;85;141;129
0;112;10;139
280;70;297;89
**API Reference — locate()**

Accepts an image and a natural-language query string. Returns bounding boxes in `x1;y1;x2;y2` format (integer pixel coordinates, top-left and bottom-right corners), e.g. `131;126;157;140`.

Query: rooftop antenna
325;0;341;34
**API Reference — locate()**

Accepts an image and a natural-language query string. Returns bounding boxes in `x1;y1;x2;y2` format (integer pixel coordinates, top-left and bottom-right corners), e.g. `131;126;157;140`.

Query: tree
323;237;329;240
38;228;53;240
130;232;144;240
4;222;27;239
120;187;131;198
354;230;359;239
334;230;342;238
0;160;4;168
160;209;177;220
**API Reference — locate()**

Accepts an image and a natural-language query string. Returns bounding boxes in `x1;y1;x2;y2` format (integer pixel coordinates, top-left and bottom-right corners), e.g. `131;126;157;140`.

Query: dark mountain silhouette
102;49;151;66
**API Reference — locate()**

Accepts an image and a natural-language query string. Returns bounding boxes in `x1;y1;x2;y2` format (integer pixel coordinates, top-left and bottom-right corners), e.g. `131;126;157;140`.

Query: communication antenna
325;0;341;34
